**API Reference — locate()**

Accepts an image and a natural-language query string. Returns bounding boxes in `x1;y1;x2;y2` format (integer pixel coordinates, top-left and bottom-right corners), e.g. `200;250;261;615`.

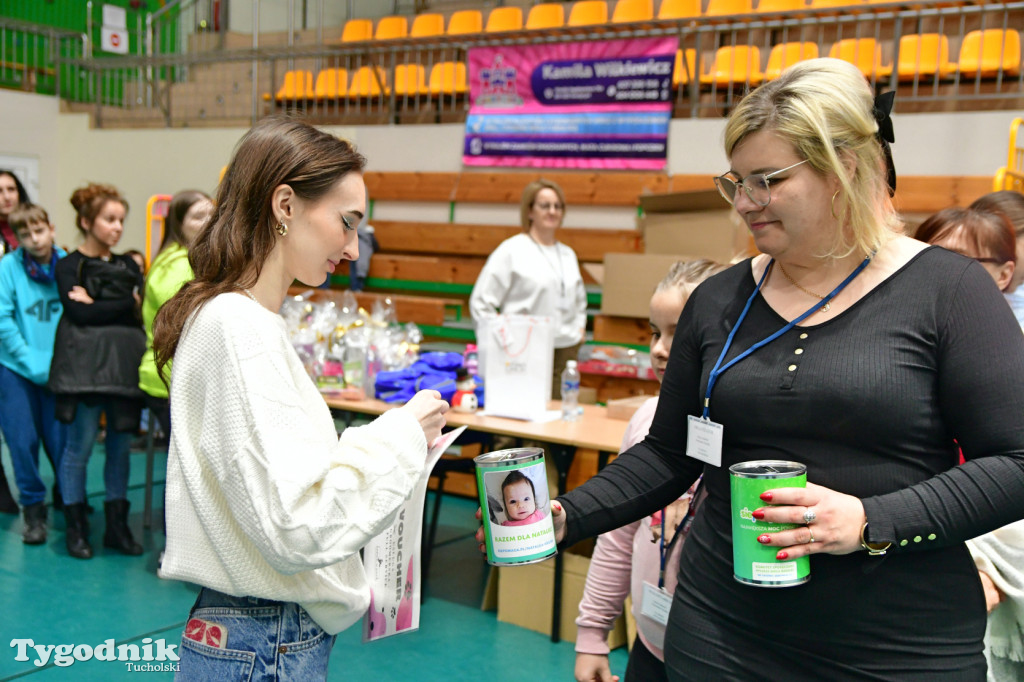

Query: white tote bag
479;315;554;421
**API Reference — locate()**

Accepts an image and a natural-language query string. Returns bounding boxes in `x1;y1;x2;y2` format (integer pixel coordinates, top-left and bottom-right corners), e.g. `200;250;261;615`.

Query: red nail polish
752;510;765;520
758;534;771;544
760;491;773;502
776;551;789;560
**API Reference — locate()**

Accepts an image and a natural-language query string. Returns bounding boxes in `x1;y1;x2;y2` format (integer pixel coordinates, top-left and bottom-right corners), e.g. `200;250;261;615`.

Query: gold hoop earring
830;191;841;220
276;221;288;236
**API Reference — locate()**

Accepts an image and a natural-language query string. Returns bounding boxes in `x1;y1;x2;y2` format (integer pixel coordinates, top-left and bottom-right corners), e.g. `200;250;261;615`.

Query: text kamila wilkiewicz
10;638;180;668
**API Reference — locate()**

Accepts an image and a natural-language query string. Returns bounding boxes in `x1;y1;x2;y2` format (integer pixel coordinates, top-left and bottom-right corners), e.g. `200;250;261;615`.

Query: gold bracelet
860;521;892;556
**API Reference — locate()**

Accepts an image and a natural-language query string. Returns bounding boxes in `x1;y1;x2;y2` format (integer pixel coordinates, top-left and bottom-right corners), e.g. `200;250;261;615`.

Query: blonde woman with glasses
469;179;587;399
527;58;1024;680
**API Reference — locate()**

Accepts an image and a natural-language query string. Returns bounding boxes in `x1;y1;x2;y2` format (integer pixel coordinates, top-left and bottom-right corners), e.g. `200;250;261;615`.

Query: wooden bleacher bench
328;169;994;353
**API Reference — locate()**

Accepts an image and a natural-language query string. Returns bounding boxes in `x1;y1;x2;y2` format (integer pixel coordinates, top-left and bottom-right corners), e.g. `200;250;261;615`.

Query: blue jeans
177;588;336;681
0;365;66;506
58;399;133;504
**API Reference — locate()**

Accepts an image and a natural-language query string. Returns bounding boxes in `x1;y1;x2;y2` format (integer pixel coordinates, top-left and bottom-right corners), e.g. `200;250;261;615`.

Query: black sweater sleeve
561;252;1024;552
56;252;142;327
559;272;712;547
861;259;1024;547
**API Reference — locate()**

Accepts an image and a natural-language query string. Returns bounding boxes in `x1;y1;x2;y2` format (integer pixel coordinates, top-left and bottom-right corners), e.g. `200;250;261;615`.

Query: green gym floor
0;441;629;681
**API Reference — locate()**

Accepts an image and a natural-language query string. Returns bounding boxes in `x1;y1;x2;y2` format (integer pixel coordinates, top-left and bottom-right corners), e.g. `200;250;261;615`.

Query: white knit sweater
159;293;427;634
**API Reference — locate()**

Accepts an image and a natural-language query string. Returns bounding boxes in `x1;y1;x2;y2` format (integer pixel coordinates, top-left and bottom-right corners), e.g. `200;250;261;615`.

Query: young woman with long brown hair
153;116;447;679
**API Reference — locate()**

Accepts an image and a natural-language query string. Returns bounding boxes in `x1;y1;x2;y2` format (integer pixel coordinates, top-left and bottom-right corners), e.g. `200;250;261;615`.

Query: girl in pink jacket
574;259;724;682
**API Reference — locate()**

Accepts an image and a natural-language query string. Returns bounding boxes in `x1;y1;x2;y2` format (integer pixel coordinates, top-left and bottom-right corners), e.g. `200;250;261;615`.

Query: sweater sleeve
575;519;643;655
181;303;427;575
559;290;707;547
574;398;660;654
0;257;32;377
469;242;512;327
861;262;1024;548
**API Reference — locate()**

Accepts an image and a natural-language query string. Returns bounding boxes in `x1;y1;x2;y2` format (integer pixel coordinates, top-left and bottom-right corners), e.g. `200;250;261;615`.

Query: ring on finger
807;527;815;544
802;508;817;524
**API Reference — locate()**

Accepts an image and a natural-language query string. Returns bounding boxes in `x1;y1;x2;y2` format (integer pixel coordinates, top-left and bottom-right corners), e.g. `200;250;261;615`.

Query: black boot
22;502;48;545
103;499;143;556
64;503;93;559
0;461;18;514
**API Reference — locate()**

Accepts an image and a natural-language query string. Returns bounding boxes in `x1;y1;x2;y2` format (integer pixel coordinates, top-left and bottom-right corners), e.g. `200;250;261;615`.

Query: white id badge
558;288;572;314
640;582;673;626
686;415;723;467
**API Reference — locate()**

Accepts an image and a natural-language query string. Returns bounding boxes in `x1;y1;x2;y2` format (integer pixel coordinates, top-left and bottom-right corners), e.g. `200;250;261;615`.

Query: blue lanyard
701;255;872;419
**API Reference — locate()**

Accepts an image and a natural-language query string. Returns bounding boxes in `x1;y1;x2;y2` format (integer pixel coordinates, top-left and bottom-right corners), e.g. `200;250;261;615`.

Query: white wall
0;87;1016;253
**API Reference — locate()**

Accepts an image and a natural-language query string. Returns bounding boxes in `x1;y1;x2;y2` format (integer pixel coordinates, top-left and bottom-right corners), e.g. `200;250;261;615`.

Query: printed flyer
362;425;468;641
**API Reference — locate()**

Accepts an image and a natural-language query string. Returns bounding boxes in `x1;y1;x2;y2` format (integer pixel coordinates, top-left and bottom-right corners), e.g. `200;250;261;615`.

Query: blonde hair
723;58;901;259
519;178;567;231
655;259;728;301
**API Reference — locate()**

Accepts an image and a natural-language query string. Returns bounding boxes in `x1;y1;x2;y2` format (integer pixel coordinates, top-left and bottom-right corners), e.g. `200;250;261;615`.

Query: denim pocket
177;637;256;681
276;629;335;680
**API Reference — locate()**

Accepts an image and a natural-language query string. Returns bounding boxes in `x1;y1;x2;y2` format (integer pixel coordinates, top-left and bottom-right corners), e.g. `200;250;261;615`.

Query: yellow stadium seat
526;3;566;29
897;34;956;81
313;68;348;99
568;1;609;26
764;41;818;79
705;0;754;16
275;70;315;101
394;64;429;97
447;10;483;35
700;45;764;86
658;0;702;19
341;18;372;43
957;29;1021;79
756;0;805;12
673;48;698;86
347;65;389;98
429;61;468;96
612;0;655;23
374;16;408;41
410;13;445;38
486;7;524;32
828;38;893;79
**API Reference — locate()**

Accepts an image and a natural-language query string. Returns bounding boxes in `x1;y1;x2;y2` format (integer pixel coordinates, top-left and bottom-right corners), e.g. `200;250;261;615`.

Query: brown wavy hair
915;206;1016;267
152;116;366;382
69;183;128;234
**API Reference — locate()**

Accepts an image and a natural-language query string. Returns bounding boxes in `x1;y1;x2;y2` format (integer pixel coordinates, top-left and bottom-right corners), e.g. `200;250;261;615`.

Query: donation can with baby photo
475;449;557;566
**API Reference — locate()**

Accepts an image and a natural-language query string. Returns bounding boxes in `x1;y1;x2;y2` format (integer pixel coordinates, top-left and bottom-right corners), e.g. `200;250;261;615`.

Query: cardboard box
639;188;757;263
600;253;696;317
606;394;655;421
497;548;628;646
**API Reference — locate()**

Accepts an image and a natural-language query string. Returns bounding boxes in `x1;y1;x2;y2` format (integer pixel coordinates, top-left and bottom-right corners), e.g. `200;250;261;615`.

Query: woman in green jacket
138;190;213;436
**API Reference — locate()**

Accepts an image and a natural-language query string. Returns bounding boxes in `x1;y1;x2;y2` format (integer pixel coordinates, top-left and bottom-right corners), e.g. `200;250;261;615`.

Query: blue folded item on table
374;352;485;406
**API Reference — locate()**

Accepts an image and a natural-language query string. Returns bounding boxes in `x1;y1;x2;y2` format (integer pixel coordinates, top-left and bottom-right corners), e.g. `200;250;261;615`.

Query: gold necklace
776;261;830;313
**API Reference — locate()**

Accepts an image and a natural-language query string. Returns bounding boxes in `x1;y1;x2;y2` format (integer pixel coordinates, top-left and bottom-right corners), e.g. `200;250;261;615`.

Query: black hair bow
872;91;896;196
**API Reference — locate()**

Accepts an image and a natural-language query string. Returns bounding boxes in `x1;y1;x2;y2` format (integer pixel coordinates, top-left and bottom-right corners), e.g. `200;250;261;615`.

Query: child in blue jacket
0;203;68;544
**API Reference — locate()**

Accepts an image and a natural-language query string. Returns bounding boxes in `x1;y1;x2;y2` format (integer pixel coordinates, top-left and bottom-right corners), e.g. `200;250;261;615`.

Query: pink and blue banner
464;36;678;169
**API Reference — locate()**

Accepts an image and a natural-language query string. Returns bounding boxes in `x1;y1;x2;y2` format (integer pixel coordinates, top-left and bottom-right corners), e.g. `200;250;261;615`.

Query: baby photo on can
476;453;557;566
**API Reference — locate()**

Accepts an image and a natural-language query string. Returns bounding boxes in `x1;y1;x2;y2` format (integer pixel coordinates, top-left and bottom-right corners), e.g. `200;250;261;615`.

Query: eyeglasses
970;257;1005;265
534;202;564;212
714;159;809;208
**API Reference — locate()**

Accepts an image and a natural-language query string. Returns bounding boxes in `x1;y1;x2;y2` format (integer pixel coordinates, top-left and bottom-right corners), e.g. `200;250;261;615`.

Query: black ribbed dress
559;247;1024;681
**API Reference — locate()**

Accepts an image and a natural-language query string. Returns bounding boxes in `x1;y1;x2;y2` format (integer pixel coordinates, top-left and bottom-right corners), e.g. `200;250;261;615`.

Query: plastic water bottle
561;360;581;422
463;343;479;376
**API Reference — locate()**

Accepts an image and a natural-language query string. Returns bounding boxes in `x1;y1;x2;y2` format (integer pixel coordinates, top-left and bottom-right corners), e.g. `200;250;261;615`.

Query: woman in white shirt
469;179;588;398
152;116;448;679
